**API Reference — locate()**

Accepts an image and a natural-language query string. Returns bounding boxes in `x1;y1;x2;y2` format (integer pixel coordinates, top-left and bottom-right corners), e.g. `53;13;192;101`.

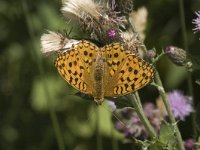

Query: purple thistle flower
184;138;196;150
107;29;117;38
112;103;163;139
115;121;124;131
192;11;200;33
167;90;193;121
146;49;156;59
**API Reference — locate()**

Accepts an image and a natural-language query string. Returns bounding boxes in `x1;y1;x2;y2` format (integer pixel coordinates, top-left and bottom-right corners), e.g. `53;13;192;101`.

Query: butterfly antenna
101;103;138;140
101;103;134;134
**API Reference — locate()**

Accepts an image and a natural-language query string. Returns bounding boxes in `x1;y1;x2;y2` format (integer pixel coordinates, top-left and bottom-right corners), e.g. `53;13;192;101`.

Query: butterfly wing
102;43;154;97
101;43;127;77
101;43;128;96
112;54;154;96
55;40;98;95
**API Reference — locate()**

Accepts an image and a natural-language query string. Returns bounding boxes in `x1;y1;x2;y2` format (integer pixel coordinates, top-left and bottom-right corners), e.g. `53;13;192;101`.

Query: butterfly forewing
55;40;99;95
101;43;127;96
101;43;127;78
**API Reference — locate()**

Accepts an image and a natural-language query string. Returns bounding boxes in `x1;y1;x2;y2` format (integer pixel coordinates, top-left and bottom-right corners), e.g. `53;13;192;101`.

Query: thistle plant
39;0;200;150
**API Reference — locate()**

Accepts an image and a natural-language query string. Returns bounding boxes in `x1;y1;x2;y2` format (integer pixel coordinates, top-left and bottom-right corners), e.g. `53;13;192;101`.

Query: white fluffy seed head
61;0;102;20
40;30;79;55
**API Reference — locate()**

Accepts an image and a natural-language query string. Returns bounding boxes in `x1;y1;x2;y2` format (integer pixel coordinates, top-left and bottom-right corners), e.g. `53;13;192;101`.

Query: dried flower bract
61;0;127;44
120;31;143;56
129;7;148;41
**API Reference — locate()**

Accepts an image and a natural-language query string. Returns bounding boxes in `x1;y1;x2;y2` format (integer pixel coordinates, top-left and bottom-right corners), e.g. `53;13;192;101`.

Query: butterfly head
94;98;104;105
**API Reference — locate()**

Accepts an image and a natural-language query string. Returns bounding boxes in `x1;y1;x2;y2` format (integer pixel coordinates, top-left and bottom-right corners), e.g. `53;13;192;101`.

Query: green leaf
196;80;200;86
148;141;165;150
159;121;177;149
135;138;165;150
31;76;73;112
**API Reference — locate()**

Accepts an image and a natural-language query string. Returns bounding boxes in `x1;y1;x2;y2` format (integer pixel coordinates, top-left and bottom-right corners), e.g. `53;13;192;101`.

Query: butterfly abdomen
93;53;105;105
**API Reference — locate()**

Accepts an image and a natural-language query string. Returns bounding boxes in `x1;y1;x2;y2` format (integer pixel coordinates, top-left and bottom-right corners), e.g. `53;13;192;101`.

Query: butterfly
55;40;154;105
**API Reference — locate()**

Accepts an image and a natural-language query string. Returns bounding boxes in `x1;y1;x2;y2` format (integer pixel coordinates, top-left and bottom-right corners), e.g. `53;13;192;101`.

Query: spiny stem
127;94;157;139
154;71;185;150
21;1;65;150
129;15;185;150
152;50;164;65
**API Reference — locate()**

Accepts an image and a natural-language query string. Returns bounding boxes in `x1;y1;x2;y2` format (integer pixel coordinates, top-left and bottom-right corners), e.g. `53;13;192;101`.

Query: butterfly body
55;40;154;105
93;51;106;104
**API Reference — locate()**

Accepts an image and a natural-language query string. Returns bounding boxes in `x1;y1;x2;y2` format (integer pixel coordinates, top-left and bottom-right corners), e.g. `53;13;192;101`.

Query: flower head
129;7;148;41
61;0;126;45
40;31;65;54
107;29;117;38
192;11;200;33
112;103;163;139
120;31;142;56
61;0;102;21
40;31;79;55
184;138;196;150
167;90;193;121
146;49;156;59
164;46;187;66
104;28;122;43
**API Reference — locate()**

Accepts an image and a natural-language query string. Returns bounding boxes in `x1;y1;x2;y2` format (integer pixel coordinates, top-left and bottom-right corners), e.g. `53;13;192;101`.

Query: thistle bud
146;49;156;59
164;46;187;66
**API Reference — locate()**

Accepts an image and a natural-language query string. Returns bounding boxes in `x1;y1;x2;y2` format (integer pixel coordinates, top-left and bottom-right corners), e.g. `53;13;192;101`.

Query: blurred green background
1;0;200;150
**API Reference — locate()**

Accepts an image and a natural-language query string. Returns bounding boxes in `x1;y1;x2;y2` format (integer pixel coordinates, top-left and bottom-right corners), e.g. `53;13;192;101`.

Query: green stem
21;1;65;150
127;94;157;139
154;72;185;150
111;126;119;150
152;51;164;65
96;107;103;150
179;0;197;138
134;92;143;108
129;15;185;150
